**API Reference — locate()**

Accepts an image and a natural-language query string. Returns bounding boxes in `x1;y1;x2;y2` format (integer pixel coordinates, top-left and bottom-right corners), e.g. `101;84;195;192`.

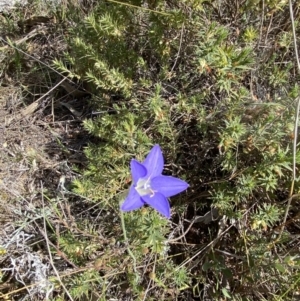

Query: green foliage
49;0;300;300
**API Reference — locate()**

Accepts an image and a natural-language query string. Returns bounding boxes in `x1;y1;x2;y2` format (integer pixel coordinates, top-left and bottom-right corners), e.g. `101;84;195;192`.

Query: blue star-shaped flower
121;145;189;218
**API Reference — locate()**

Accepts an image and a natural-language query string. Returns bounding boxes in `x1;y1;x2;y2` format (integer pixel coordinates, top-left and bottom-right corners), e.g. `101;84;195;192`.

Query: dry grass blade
40;181;74;301
278;0;300;239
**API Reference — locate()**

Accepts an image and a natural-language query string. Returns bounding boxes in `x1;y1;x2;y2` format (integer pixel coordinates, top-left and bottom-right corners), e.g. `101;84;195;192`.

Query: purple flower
121;145;189;218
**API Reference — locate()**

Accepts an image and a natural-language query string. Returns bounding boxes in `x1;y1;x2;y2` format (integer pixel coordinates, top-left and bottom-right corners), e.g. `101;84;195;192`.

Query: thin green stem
120;210;140;283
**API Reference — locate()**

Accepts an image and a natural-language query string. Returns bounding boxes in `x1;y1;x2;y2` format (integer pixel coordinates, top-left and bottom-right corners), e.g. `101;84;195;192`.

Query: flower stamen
136;177;154;196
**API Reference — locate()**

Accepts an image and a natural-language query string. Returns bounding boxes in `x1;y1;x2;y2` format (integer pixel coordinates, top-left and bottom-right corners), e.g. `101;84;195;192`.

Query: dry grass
0;4;92;298
1;0;300;300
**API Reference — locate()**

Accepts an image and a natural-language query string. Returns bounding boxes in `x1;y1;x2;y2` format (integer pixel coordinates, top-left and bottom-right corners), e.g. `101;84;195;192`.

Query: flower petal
121;186;145;211
142;192;170;218
151;176;189;197
143;145;164;177
130;159;147;183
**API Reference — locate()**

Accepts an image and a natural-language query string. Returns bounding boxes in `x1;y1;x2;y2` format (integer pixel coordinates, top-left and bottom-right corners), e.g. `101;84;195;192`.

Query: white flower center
135;177;154;196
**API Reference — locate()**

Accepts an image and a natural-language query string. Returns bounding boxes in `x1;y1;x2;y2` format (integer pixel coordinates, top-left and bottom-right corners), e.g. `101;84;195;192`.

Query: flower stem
120;210;140;283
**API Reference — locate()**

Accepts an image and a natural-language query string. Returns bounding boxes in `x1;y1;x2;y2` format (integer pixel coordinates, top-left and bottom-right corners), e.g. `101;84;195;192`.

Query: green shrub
51;0;300;300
